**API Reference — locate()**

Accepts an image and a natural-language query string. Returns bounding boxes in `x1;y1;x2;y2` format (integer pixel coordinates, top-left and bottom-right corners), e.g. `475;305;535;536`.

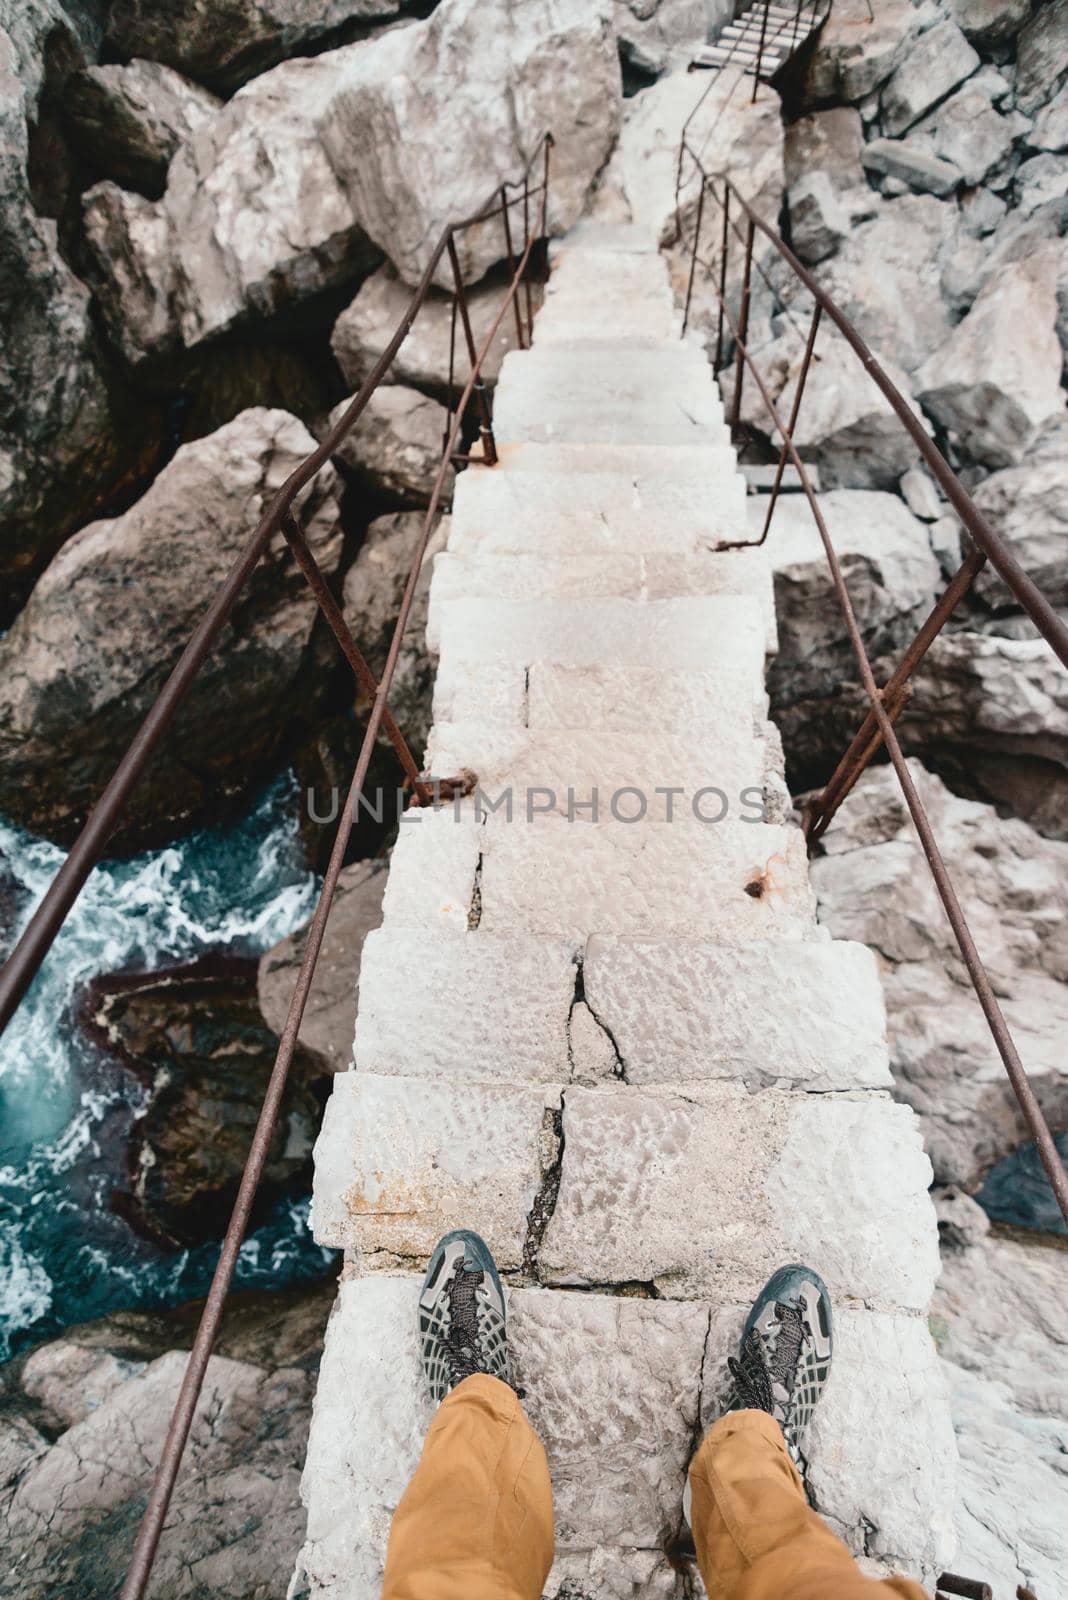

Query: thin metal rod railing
676;163;1068;1228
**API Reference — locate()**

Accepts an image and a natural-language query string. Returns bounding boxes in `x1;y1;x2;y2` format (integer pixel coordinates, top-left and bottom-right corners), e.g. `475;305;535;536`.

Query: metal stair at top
690;1;828;78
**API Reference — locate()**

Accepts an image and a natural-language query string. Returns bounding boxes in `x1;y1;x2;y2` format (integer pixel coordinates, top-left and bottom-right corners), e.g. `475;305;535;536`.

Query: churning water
0;776;334;1361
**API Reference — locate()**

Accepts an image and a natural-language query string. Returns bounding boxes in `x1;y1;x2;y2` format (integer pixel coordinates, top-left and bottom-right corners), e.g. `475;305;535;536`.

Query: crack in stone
522;1092;566;1279
467;851;483;929
568;955;628;1082
665;1307;714;1586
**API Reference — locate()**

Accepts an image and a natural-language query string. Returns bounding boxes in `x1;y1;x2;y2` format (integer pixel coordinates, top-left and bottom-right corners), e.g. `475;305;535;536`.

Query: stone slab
542;1084;938;1311
526;663;771;734
582;936;891;1090
493;440;739;476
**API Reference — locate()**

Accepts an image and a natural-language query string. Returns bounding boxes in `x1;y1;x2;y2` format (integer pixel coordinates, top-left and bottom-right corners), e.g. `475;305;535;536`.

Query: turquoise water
0;777;335;1361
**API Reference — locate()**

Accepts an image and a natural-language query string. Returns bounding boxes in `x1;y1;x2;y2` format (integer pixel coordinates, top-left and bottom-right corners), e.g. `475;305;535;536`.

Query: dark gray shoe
418;1230;511;1404
725;1263;833;1474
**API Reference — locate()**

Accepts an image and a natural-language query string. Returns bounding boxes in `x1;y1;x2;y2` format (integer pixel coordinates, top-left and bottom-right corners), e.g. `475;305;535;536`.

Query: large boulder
613;0;712;77
0;19;129;616
332;261;520;398
320;0;622;289
258;857;388;1073
860;138;963;198
104;0;402;94
329;386;453;505
909;81;1025;188
971;415;1068;609
948;0;1032;49
784;106;866;195
89;961;327;1247
812;761;1068;1192
0;408;342;851
799;0;928;106
0;1281;333;1598
879;17;980;137
1015;0;1068;115
731;324;926;490
915;247;1064;468
67;58;220;196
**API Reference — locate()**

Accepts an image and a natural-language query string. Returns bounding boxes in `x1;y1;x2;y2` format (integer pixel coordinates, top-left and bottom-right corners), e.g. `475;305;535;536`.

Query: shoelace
727;1301;806;1413
445;1266;485;1388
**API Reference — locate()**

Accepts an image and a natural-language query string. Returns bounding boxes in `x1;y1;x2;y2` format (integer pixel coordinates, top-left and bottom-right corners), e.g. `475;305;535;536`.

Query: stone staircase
690;2;827;77
296;222;957;1599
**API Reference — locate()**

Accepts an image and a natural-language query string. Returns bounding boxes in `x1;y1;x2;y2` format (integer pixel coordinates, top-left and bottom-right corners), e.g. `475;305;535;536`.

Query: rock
0;408;342;851
330;387;452;506
899;466;942;521
860;138;963;198
948;0;1031;49
915;247;1064;468
787;170;850;262
1015;0;1068;114
67;58;220;196
82;50;382;365
880;18;981;137
321;0;622;289
0;22;131;614
90;960;328;1246
1015;150;1068;217
932;1186;991;1251
732;326;927;491
812;761;1068;1192
332;261;520;398
977;1134;1068;1233
812;195;960;376
613;0;709;77
258;858;389;1073
1030;85;1068;152
784;106;866;193
341;509;448;753
104;0;402;95
959;184;1007;236
801;0;928;106
972;416;1068;608
763;486;940;711
0;1282;332;1599
910;82;1025;187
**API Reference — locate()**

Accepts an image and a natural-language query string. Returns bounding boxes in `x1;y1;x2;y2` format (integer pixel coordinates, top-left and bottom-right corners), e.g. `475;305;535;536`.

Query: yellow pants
381;1375;928;1600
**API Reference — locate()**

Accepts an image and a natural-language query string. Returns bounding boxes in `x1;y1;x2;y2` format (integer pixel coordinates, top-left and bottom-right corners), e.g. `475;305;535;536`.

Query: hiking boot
418;1229;511;1404
724;1263;833;1475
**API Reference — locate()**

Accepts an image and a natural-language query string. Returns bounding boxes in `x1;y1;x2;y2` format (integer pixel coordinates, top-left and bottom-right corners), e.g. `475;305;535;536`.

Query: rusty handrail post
681;178;706;339
713;182;731;371
760;300;821;543
280;514;432;806
752;0;771;100
805;543;988;843
446;234;498;465
522;172;534;341
729;217;756;436
499;184;527;351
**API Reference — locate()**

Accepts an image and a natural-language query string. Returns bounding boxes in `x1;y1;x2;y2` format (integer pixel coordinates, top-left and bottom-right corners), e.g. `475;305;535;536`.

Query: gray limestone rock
1030;84;1068;152
68;58;220;196
0;408;342;850
813;762;1068;1191
613;0;710;75
959;185;1007;236
861;138;963;198
910;82;1026;187
880;18;981;137
784;106;866;193
801;0;932;106
104;0;402;94
972;416;1068;608
915;247;1064;468
1015;0;1068;114
1015;150;1068;217
948;0;1031;48
330;387;452;506
788;170;850;262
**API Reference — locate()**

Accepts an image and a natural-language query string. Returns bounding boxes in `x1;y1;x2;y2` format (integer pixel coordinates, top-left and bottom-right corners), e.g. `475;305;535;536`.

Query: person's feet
418;1229;512;1404
725;1263;833;1475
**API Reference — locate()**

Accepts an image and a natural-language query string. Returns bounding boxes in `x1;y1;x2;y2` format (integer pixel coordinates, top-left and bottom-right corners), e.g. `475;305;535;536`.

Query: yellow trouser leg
381;1374;554;1600
689;1410;929;1600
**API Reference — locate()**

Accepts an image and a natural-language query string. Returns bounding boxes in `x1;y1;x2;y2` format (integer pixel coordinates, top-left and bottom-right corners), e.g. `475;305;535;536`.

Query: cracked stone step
493;439;740;476
550;220;658;255
352;929;890;1092
492;344;728;448
423;721;770;815
378;809;817;942
299;1275;954;1600
311;1077;937;1311
448;463;749;557
427;550;776;652
533;253;680;344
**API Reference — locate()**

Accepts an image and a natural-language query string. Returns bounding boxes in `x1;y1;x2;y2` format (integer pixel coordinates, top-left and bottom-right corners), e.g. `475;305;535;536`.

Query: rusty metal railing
0;130;552;1599
675;140;1068;1234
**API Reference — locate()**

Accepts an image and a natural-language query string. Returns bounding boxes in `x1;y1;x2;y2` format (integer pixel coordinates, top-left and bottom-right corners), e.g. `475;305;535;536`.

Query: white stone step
428;550;776;651
550;220;659;257
311;1076;936;1313
492;344;727;448
300;1275;955;1600
494;439;738;475
533;250;680;343
352;927;890;1092
424;720;769;816
379;809;817;942
448;463;749;556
